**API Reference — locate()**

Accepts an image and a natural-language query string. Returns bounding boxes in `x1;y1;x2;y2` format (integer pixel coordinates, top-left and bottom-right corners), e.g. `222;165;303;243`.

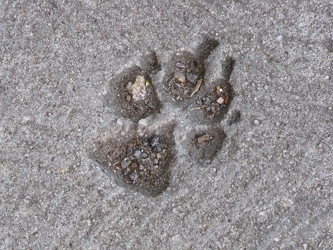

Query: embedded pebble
138;118;148;127
126;81;133;90
202;97;210;105
129;172;138;181
124;167;130;175
197;134;211;143
216;97;224;104
153;146;162;152
127;75;147;101
117;118;124;126
174;72;186;83
254;119;261;125
121;159;131;169
134;150;142;159
150;137;160;147
175;61;186;69
186;73;197;83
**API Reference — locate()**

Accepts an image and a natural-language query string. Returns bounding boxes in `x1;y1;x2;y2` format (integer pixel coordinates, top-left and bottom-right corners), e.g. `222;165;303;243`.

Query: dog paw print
92;37;237;196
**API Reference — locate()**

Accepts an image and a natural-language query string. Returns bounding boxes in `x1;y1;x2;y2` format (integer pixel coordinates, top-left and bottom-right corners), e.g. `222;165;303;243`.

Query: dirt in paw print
92;36;239;196
106;51;161;122
185;124;226;163
195;57;234;122
92;124;175;196
163;38;219;102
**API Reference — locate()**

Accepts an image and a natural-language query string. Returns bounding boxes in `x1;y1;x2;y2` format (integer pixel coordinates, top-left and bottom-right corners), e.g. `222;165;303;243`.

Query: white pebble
254;119;260;125
216;97;224;104
138;118;148;127
117;118;124;126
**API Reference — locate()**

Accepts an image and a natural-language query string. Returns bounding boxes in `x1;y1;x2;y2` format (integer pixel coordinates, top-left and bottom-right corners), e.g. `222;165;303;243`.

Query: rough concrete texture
1;0;333;249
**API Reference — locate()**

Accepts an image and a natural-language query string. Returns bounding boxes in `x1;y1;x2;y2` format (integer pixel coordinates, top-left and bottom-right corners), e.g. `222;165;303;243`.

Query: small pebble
254;119;260;125
141;158;150;166
134;150;142;159
129;172;138;181
117;118;124;126
126;81;132;90
153;159;159;165
142;140;149;147
175;61;186;69
121;159;131;169
141;153;148;159
153;146;162;152
150;136;160;147
202;97;210;105
186;73;197;83
197;133;211;144
139;118;148;127
124;167;130;175
130;75;147;101
216;97;224;104
174;72;186;83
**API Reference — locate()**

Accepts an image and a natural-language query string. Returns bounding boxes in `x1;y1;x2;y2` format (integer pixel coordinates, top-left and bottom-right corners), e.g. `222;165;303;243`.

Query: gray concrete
1;0;332;249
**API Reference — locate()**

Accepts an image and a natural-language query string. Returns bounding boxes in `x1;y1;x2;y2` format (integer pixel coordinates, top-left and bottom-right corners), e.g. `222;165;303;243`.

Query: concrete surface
1;0;333;249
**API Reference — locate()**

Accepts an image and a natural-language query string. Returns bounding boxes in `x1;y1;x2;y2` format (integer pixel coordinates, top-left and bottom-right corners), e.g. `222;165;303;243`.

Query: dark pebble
141;152;148;159
150;136;160;147
142;158;150;167
153;146;162;153
121;159;131;169
129;172;138;181
142;139;149;147
202;97;210;105
124;167;130;175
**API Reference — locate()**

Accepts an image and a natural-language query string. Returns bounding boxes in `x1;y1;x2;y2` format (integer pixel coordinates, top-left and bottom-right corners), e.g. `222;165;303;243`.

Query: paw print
92;37;237;196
